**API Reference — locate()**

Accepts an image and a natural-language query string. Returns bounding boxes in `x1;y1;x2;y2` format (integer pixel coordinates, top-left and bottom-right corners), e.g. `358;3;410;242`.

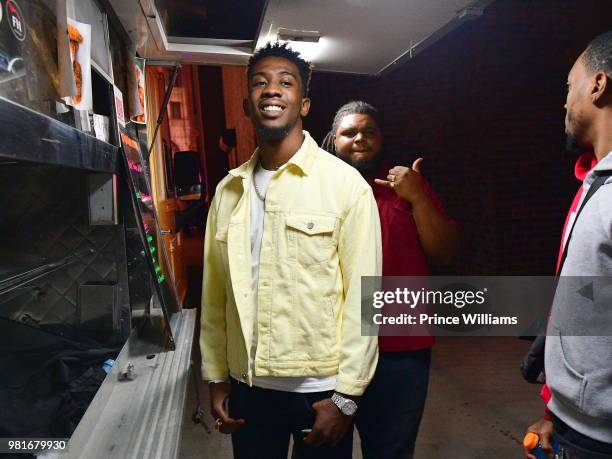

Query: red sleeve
540;384;553;421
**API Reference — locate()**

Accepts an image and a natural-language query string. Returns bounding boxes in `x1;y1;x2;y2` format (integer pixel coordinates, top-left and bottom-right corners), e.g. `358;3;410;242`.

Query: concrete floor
179;337;542;458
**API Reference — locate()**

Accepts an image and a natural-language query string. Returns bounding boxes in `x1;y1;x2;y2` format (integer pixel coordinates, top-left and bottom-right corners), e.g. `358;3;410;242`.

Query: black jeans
355;349;432;459
228;378;353;459
552;414;612;459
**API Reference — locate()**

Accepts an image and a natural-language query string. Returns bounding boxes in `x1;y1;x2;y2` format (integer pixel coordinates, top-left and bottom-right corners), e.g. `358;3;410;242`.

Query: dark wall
304;0;612;275
199;66;230;196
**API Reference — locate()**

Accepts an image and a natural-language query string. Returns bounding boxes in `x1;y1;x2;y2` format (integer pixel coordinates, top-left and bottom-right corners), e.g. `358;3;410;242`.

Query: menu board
119;121;180;349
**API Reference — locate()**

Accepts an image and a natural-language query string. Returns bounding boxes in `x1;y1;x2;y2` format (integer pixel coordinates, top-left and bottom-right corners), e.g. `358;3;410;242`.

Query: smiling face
334;113;383;175
246;56;310;142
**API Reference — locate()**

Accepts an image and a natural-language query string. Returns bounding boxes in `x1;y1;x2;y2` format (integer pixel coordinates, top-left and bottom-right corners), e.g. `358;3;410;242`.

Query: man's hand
374;158;426;203
303;399;353;447
209;382;245;434
524;417;554;459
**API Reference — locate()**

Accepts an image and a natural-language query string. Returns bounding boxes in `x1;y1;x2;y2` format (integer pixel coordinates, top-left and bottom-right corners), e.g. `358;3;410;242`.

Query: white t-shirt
231;162;337;393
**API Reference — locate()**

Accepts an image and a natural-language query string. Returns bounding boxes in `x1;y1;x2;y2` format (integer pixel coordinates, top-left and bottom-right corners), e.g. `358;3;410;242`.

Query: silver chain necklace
253;162;280;202
253;175;266;202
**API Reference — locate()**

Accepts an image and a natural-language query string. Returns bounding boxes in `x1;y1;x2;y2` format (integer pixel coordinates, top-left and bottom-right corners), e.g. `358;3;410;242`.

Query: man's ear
243;98;250;117
591;71;609;104
300;97;311;117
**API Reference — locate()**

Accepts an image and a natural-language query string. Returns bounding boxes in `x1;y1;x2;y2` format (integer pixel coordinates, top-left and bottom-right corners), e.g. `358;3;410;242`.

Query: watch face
342;399;358;416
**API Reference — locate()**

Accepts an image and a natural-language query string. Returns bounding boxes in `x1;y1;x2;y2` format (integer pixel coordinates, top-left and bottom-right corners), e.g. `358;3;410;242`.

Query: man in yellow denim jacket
200;43;381;459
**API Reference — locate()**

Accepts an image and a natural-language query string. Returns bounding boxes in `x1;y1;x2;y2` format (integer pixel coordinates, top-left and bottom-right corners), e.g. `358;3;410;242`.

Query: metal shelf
0;97;119;173
49;308;196;459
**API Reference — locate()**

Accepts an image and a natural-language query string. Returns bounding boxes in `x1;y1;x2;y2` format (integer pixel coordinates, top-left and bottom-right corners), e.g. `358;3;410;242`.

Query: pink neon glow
128;160;143;173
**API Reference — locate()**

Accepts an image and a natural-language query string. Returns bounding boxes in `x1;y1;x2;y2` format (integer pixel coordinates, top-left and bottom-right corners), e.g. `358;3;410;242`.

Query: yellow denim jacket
200;131;381;396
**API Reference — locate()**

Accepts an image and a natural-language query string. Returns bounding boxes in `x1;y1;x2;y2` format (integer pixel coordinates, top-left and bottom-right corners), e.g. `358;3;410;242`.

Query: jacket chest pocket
285;214;337;266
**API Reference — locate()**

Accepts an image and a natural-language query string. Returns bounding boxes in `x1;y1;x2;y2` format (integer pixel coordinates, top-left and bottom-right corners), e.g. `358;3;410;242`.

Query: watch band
331;392;358;415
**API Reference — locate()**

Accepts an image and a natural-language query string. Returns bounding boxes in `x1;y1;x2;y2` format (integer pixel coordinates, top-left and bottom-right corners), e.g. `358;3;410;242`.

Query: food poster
56;0;77;100
131;57;146;124
62;17;92;111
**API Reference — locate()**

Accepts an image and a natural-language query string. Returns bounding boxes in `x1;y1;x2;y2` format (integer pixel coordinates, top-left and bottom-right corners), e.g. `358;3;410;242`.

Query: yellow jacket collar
228;131;317;179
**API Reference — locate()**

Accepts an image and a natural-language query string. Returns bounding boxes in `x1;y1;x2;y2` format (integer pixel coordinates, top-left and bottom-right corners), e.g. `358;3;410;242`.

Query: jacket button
242;373;247;379
307;222;314;229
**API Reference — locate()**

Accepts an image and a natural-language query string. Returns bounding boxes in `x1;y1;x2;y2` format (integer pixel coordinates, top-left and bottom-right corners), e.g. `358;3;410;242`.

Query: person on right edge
524;31;612;459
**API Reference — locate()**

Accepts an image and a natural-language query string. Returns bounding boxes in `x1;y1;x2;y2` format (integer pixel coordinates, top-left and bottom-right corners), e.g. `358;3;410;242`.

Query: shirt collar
228;131;317;179
574;152;597;181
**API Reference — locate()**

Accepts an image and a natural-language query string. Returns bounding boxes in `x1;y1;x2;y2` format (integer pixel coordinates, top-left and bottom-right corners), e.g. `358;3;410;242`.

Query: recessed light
277;28;320;43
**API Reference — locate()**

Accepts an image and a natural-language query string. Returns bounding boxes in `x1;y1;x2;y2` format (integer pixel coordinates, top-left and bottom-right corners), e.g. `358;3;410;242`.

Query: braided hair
321;101;382;154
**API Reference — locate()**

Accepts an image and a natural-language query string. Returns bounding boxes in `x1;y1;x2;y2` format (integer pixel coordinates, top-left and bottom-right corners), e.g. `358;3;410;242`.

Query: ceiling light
277;28;320;43
276;28;323;62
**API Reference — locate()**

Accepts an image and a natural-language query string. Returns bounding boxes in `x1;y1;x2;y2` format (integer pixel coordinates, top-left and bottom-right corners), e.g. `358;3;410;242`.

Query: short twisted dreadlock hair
582;31;612;77
247;42;312;96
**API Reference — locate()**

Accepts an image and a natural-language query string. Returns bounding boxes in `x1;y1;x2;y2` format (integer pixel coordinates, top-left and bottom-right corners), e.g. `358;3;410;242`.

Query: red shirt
555;152;598;273
372;162;454;352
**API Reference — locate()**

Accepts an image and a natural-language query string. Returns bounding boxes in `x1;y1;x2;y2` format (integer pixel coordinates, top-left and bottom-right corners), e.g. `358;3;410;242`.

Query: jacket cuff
201;365;229;382
335;377;370;397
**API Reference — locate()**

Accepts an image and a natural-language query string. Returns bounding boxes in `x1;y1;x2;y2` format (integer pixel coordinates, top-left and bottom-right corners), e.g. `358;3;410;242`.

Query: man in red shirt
322;101;458;458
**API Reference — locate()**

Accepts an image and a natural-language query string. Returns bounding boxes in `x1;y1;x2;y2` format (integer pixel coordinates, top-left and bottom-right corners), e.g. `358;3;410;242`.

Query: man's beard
565;132;584;154
256;116;297;142
341;154;383;178
256;125;290;141
565;111;589;154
